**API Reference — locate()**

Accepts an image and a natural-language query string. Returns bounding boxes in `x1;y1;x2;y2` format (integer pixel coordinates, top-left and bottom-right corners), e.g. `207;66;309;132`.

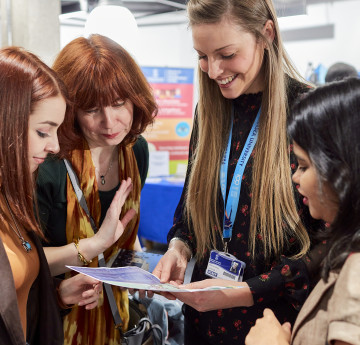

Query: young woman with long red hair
0;46;103;345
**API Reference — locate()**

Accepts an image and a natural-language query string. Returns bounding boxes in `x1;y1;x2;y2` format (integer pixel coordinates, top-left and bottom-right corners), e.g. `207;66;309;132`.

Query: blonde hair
186;0;310;260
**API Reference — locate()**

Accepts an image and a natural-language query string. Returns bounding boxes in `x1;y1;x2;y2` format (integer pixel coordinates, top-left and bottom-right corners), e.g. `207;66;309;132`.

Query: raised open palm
94;177;136;251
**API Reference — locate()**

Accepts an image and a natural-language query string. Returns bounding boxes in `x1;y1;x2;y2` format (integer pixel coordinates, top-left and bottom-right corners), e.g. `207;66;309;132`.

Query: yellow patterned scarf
63;140;141;345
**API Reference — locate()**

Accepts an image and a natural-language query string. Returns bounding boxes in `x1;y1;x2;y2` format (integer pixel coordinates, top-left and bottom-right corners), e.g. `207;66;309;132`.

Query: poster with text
142;67;194;176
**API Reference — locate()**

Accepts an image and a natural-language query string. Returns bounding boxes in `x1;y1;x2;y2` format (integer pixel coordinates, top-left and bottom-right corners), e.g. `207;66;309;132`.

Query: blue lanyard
220;106;261;252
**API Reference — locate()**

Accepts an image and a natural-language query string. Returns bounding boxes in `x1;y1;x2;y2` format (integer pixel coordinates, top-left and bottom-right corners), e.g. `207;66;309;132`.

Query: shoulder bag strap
63;158;124;332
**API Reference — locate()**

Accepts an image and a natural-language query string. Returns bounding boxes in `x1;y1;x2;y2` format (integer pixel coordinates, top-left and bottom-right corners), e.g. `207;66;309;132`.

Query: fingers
116;178;133;205
159;291;177;300
281;322;292;338
109;178;132;211
79;289;96;301
102;178;133;238
152;254;185;283
121;208;136;228
152;263;163;280
178;281;194;289
155;263;172;283
79;293;99;309
85;300;99;310
282;322;291;331
78;283;102;309
263;308;275;317
94;282;103;294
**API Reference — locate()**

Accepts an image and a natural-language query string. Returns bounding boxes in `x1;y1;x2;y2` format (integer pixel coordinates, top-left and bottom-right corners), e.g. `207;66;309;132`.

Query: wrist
74;238;94;266
169;237;193;261
56;284;74;310
222;282;254;308
91;231;111;254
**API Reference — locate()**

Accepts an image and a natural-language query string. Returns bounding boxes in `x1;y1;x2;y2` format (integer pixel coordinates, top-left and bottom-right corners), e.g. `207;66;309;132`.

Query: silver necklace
3;194;32;253
96;148;117;185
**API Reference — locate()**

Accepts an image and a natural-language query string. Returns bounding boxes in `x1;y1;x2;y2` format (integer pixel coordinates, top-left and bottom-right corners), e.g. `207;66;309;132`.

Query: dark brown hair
0;46;68;235
52;34;157;155
289;78;360;279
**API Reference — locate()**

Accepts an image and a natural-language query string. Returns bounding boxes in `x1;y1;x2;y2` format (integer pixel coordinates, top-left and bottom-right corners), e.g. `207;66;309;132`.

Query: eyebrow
38;121;59;127
194;44;234;53
294;155;307;163
214;44;234;52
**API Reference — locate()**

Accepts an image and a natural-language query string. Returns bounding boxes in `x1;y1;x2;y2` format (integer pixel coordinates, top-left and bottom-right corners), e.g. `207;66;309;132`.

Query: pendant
21;239;32;253
100;175;106;185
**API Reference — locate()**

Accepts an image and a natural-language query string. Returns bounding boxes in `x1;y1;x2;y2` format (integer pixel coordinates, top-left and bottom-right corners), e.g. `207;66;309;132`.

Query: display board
141;66;194;175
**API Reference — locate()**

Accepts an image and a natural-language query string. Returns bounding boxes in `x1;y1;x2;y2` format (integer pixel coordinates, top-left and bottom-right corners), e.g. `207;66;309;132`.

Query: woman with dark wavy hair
246;78;360;345
36;34;157;345
0;46;103;345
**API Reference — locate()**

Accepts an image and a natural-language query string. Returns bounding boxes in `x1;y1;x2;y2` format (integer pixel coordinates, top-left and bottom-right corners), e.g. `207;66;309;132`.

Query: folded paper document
67;265;244;292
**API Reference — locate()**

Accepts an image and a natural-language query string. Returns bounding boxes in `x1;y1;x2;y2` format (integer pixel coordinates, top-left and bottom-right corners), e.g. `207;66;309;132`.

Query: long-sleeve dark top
168;79;325;344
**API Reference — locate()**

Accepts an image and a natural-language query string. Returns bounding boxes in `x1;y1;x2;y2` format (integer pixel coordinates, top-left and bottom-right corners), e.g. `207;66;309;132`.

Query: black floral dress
167;79;326;345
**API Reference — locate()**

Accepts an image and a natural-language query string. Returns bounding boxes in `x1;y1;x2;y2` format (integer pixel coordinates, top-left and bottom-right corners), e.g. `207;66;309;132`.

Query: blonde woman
152;0;325;344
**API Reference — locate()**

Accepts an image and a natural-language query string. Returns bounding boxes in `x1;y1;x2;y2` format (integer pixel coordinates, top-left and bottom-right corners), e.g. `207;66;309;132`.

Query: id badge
205;249;246;282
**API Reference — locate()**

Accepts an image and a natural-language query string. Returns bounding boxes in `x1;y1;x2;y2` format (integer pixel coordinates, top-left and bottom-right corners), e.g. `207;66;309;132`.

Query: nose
207;58;222;80
292;168;300;184
46;134;60;154
102;107;115;128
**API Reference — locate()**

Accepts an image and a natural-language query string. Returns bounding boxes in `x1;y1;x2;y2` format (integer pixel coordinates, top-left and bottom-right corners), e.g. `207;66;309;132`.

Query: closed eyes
36;130;48;138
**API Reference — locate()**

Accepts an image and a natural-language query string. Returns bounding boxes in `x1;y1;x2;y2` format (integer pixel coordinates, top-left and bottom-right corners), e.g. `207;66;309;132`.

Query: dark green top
36;136;149;247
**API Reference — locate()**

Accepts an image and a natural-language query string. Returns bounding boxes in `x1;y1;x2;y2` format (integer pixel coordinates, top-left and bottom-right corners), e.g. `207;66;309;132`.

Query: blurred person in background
325;62;358;82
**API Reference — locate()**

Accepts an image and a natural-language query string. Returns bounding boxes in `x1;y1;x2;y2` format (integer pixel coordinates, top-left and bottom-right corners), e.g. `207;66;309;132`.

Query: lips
297;186;309;206
217;74;238;86
103;133;119;139
34;157;46;165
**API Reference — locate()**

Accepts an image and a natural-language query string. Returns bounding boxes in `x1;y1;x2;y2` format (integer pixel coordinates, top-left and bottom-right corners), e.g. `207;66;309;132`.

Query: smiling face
28;95;66;173
192;18;271;98
76;99;133;149
292;142;339;224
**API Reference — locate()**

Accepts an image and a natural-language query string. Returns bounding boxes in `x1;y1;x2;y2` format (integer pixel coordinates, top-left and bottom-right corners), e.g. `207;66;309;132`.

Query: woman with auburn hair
246;78;360;345
151;0;325;343
36;34;157;344
0;46;103;345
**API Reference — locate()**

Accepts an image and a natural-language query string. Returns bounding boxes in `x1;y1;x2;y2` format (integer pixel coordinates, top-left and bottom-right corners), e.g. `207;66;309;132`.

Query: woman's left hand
58;274;103;310
169;279;253;311
245;308;291;345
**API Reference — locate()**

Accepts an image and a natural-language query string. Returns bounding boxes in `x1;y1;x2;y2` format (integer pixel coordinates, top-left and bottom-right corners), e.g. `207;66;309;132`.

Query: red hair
0;46;69;235
52;34;157;156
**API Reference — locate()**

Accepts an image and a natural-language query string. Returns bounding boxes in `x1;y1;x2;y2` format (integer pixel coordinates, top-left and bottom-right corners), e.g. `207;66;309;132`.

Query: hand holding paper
67;265;245;293
167;278;254;311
